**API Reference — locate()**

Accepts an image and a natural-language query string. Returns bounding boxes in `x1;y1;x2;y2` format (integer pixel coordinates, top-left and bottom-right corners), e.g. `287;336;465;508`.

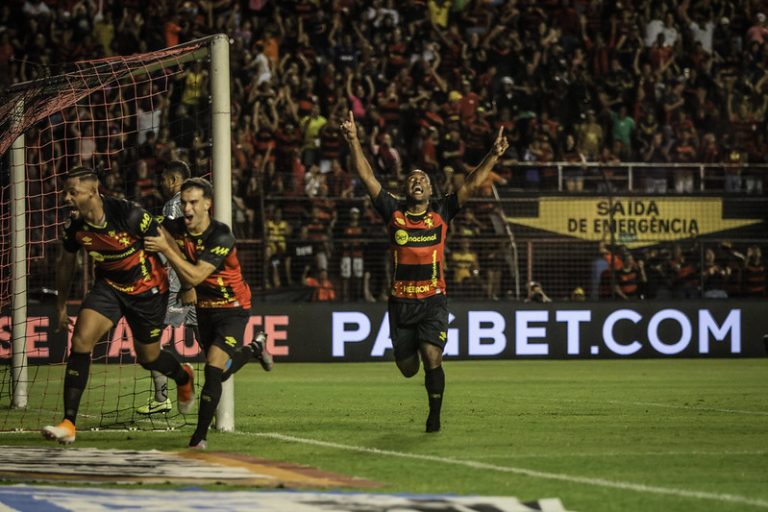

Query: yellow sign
506;197;762;248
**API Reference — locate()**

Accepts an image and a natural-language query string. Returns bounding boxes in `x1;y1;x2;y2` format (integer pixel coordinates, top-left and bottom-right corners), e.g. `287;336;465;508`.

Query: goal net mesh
0;39;213;432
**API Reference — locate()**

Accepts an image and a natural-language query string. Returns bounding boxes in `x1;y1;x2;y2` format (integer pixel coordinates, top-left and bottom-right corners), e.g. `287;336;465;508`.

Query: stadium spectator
144;178;272;449
743;245;767;297
306;268;337;302
526;281;552;303
338;206;365;302
42;167;194;445
614;253;647;300
449;238;481;297
702;248;730;298
670;243;700;298
342;110;508;433
642;132;671;193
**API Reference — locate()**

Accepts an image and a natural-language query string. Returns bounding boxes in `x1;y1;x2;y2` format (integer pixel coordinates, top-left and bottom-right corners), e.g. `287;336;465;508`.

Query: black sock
191;364;223;445
424;365;445;431
63;351;91;425
221;345;255;382
147;351;189;386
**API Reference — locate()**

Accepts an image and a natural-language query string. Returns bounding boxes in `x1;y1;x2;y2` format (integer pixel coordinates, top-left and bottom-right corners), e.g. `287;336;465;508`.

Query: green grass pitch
1;359;767;511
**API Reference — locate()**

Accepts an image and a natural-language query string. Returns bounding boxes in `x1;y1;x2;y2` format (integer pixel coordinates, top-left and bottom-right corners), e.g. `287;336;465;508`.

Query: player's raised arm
341;110;382;199
457;126;509;206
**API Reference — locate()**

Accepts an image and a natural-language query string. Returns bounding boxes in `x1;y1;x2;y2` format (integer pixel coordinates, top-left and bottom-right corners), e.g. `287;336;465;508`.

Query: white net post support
210;34;235;432
10;99;28;409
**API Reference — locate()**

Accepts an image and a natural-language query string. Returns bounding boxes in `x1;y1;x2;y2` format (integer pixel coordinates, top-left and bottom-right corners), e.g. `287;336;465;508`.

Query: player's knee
396;359;419;378
139;356;161;371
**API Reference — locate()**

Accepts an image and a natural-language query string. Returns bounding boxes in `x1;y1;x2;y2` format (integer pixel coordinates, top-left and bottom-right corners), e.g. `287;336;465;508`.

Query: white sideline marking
481;449;768;459
241;432;768;509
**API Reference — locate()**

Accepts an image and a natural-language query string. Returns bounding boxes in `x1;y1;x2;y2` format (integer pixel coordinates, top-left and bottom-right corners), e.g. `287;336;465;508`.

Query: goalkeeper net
0;37;221;432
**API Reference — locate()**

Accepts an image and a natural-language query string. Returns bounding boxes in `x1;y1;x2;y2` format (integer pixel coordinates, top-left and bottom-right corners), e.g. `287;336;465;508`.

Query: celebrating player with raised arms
341;111;508;432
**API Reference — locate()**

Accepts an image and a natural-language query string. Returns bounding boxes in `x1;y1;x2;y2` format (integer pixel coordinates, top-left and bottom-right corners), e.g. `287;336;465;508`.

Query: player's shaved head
407;169;431;185
67;166;98;182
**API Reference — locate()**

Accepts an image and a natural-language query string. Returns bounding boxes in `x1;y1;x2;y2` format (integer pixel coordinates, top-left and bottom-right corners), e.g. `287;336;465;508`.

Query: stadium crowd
2;0;766;300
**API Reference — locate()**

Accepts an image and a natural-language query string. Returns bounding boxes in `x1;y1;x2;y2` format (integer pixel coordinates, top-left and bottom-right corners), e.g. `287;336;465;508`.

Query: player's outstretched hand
54;306;73;333
492;127;509;157
144;227;172;253
144;234;167;253
340;110;357;143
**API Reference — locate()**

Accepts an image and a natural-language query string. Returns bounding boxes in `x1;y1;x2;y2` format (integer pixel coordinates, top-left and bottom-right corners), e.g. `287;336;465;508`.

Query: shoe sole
41;428;75;445
136;407;172;415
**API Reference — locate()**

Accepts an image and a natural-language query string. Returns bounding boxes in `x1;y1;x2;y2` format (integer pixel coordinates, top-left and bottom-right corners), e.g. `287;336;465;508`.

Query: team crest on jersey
117;233;131;246
425;215;434;228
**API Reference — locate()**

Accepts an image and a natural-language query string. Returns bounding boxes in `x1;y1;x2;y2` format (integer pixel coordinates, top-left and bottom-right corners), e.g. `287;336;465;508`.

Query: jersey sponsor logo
88;247;137;262
395;217;406;226
393;230;439;246
210;246;230;256
81;236;93;245
139;212;152;233
400;283;432;294
106;281;135;293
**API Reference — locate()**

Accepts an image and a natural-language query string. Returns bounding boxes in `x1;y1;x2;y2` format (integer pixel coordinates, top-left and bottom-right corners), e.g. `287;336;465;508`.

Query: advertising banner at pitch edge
3;302;767;362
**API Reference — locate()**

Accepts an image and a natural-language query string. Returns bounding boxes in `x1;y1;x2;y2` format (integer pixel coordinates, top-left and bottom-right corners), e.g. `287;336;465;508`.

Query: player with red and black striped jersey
342;111;509;433
42;167;195;445
145;177;272;449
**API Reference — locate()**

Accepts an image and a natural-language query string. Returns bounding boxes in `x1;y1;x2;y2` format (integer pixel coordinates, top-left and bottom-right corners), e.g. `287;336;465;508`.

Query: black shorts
388;294;448;361
81;280;167;344
196;307;250;357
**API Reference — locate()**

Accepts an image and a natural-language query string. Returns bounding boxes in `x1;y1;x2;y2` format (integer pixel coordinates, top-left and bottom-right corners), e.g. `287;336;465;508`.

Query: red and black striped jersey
373;191;460;301
62;196;167;295
164;217;251;309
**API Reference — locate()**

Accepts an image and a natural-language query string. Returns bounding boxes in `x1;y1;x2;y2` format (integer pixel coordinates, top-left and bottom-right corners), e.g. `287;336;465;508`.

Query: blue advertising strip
0;486;570;512
1;302;766;362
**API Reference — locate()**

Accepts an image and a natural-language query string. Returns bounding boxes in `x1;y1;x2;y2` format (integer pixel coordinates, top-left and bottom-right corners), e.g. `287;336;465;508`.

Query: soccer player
341;111;508;432
144;177;272;449
137;160;199;415
42;167;195;445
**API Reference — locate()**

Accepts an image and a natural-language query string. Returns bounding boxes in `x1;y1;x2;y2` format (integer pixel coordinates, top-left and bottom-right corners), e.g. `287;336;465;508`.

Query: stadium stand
1;0;766;301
